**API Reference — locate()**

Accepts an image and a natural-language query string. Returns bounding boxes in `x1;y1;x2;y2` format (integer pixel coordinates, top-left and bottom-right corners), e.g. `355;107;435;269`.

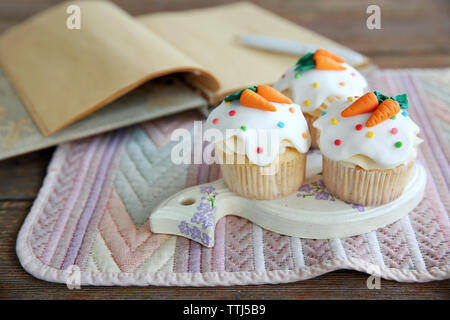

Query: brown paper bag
0;1;371;136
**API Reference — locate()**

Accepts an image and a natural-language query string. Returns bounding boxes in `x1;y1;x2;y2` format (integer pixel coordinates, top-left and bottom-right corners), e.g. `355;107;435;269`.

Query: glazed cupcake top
205;85;310;166
273;49;367;115
313;91;421;169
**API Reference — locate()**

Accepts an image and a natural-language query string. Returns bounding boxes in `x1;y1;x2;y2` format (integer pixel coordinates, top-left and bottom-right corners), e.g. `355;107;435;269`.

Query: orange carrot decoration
240;89;277;112
313;55;346;71
256;85;292;104
314;49;346;63
341;92;379;117
366;99;400;127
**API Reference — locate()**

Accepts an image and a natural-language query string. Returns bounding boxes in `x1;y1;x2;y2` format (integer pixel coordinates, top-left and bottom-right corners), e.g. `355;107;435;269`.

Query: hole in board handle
179;197;196;206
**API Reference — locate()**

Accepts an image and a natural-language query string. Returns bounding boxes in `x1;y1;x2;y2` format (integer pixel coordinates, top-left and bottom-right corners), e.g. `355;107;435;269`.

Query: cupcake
274;49;367;148
313;91;422;206
205;85;311;200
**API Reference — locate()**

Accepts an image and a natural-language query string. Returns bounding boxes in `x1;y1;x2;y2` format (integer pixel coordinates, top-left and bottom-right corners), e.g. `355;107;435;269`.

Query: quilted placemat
16;69;449;286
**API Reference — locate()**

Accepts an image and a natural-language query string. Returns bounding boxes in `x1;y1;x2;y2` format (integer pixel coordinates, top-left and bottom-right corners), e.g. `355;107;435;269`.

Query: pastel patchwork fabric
17;69;450;286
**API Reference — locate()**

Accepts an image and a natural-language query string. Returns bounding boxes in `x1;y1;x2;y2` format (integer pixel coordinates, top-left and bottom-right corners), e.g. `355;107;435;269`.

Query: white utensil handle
238;34;365;66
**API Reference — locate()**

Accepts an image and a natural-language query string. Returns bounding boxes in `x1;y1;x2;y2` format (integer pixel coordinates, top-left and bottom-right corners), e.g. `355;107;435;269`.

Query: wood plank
0;1;448;67
0;148;53;200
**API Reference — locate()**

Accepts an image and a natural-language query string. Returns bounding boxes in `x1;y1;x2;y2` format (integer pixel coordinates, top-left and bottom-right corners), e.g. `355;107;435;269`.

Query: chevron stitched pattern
301;239;333;266
263;229;294;271
48;136;111;269
30;142;89;259
19;70;449;285
342;235;373;263
85;232;121;273
410;196;448;268
75;131;128;271
200;242;214;273
225;216;255;272
377;221;415;269
136;237;177;273
98;190;171;272
114;127;189;225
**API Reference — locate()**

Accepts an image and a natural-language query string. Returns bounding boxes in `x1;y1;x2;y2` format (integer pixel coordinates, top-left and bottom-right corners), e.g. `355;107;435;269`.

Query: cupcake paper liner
218;148;306;200
322;155;415;206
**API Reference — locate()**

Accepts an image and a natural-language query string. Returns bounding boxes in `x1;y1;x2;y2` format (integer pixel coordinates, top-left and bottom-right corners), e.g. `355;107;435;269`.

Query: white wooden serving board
149;152;426;247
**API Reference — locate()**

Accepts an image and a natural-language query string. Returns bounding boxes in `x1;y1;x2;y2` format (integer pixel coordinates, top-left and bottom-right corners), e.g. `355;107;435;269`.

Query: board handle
149;179;233;247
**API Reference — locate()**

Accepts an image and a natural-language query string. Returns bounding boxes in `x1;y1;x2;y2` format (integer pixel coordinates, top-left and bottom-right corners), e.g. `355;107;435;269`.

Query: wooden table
0;0;449;300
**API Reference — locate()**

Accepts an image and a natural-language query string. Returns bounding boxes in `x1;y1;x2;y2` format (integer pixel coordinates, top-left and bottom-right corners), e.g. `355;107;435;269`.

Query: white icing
273;62;367;114
339;144;420;170
313;99;421;169
205;99;310;166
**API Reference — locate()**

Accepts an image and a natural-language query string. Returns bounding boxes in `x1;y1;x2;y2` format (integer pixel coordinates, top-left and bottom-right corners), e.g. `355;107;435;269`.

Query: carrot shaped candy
313;55;346;71
257;85;292;104
366;99;400;127
314;49;346;63
240;89;277;112
341;92;379;117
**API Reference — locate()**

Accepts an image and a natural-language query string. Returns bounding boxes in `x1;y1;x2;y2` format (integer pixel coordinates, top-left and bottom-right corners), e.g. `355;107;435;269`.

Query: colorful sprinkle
304;100;310;106
289;107;295;113
228;110;236;116
391;128;398;134
402;110;409;117
225;101;231;106
240;125;247;131
331;118;338;125
256;147;263;154
313;82;320;88
334;139;342;146
277;121;285;128
367;131;375;138
355;124;363;131
321;111;327;116
212;118;219;124
347;96;354;102
281;74;286;78
351;72;356;77
339;81;346;86
295;73;301;79
302;132;308;139
390;115;397;120
394;141;403;148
